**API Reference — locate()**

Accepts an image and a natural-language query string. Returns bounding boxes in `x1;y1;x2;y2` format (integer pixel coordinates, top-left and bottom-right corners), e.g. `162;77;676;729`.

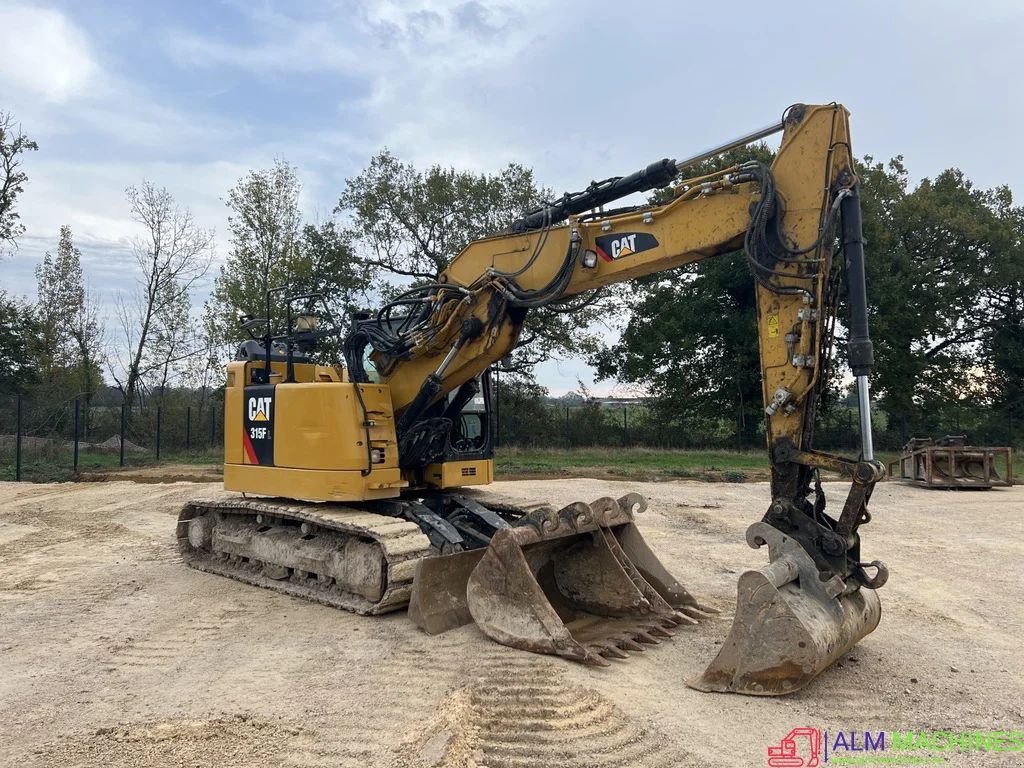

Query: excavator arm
349;103;884;582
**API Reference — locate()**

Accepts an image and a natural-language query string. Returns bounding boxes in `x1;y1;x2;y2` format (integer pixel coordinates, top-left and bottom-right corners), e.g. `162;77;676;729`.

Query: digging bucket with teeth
409;493;715;664
689;521;882;695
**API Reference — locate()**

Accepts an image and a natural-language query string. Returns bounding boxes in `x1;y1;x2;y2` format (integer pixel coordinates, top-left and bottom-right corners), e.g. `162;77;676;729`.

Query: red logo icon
767;727;822;767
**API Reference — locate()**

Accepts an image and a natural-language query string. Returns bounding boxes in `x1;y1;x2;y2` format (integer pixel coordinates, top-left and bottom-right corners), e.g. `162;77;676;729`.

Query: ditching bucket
409;493;714;664
689;521;881;695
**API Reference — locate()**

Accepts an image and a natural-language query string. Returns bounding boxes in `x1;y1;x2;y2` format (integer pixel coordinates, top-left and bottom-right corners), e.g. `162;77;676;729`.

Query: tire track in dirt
394;639;692;768
468;662;691;768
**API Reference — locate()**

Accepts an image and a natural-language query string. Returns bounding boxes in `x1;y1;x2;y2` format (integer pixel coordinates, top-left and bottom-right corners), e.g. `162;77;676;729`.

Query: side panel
224;363;245;464
272;383;399;472
223;362;406;502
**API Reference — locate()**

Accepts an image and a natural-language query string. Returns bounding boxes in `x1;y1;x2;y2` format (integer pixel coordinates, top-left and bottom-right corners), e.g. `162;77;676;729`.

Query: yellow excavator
178;102;888;696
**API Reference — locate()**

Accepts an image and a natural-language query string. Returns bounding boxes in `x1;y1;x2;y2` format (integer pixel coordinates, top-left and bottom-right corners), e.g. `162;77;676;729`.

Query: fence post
623;406;629;446
73;398;80;473
156;406;162;460
186;406;192;452
210;406;216;447
565;406;570;448
15;392;23;481
119;402;126;467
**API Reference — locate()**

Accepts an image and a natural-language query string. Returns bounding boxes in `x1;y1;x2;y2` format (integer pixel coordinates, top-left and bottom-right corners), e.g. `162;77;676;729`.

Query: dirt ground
1;478;1022;768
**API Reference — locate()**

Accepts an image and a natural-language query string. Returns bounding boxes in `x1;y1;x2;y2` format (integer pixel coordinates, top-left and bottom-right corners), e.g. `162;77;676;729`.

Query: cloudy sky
2;0;1022;393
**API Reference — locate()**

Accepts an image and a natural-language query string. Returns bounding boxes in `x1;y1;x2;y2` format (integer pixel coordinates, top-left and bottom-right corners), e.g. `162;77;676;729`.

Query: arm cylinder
841;187;876;460
841;188;874;378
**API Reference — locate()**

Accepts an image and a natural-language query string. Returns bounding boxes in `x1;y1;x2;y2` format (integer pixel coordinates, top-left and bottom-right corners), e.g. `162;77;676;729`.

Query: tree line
2;105;1022;450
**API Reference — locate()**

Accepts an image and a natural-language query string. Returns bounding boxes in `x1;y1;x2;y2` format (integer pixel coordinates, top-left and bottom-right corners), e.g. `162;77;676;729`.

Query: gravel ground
1;478;1022;767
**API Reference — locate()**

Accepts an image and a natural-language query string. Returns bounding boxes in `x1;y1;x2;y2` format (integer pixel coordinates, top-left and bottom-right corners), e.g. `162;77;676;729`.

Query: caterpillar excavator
178;102;889;696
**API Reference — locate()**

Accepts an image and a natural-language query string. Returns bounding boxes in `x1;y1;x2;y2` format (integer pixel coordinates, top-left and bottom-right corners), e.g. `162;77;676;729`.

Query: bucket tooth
615;636;645;652
592;642;629;660
681;605;717;620
690;522;882;696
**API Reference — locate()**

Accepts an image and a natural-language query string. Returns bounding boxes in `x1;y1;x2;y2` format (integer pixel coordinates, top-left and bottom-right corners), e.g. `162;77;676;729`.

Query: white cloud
164;1;560;171
5;0;1024;395
0;3;98;102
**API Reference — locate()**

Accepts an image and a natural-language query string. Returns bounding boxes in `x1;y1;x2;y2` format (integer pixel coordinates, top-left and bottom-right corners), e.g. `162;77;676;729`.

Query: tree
34;227;89;367
0;290;39;393
970;187;1024;442
494;376;552;446
113;182;213;412
146;281;192;403
594;251;763;444
207;160;370;352
337;150;613;376
592;145;774;445
859;159;1010;442
33;226;104;423
0;111;38;253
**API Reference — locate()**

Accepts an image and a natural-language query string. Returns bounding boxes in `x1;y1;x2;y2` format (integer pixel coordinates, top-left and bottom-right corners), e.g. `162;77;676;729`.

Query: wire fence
492;398;874;452
1;393;222;482
3;387;1015;482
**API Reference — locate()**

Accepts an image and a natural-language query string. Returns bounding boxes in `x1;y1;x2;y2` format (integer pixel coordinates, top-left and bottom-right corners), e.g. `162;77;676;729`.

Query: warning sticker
767;313;780;338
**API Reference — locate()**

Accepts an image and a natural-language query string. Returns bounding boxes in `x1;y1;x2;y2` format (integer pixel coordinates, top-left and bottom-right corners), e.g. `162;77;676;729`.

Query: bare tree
113;181;213;412
1;111;39;253
147;281;191;404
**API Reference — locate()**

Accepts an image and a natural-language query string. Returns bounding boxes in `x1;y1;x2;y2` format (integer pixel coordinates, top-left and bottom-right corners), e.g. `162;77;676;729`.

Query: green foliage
858;157;1023;443
594;252;762;441
494;377;553;445
0;111;38;251
208;161;370;352
0;289;40;393
30;227;104;426
338;149;546;280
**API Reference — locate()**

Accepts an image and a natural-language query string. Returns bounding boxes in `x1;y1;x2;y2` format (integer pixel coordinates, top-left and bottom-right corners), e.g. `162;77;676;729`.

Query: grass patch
494;446;770;482
0;447;223;483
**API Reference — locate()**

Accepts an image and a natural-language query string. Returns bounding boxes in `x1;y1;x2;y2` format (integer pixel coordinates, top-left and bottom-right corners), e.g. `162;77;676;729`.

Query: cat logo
594;232;659;261
248;396;272;422
611;234;638;258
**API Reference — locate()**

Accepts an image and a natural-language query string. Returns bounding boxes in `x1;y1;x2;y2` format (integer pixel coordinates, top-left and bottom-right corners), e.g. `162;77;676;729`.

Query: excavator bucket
690;522;881;695
409;493;714;664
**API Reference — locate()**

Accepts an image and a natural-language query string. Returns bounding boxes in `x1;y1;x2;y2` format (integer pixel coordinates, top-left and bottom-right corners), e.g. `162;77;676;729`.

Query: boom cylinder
510;159;678;232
